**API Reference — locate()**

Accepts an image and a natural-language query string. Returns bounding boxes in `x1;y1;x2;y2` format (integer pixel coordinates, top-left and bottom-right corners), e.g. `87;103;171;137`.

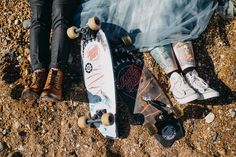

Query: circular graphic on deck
161;125;176;140
85;63;93;73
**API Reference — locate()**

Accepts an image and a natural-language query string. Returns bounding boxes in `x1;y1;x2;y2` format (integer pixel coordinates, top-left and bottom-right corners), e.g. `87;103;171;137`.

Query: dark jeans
29;0;76;72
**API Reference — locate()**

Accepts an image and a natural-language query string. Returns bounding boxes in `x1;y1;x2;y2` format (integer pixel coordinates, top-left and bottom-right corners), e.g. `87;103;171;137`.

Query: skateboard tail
95;121;118;139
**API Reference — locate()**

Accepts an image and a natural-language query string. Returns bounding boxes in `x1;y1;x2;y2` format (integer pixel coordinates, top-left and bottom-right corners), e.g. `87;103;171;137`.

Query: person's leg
172;41;219;100
49;0;75;70
172;41;196;74
150;45;199;104
22;0;52;101
150;45;179;75
40;0;76;102
29;0;52;71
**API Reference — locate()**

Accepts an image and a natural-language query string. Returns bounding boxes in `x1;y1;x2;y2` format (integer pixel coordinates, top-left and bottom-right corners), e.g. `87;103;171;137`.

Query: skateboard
67;17;118;138
113;52;185;147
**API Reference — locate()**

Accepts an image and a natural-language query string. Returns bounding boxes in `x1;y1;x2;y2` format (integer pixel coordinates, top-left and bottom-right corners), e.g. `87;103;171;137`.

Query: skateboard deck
113;53;184;147
67;17;117;139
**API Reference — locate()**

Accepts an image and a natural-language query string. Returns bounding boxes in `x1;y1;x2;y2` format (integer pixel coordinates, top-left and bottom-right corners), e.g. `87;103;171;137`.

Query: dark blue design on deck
85;63;93;73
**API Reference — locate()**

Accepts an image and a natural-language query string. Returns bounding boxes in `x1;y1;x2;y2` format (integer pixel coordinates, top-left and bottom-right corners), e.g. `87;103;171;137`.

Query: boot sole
21;90;39;101
40;95;60;103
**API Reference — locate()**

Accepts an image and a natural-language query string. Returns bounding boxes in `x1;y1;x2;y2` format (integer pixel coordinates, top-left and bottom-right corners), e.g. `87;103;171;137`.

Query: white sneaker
170;72;200;104
185;70;219;100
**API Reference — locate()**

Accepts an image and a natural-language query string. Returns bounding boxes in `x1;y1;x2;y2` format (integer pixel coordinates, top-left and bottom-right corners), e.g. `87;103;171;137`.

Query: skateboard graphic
67;17;118;138
113;52;184;147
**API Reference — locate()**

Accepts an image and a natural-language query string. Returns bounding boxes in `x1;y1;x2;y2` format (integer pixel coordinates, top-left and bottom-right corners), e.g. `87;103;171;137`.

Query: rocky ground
0;0;236;157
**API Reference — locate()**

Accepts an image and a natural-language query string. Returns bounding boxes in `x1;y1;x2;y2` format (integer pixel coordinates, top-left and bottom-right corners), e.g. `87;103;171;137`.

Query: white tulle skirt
74;0;231;51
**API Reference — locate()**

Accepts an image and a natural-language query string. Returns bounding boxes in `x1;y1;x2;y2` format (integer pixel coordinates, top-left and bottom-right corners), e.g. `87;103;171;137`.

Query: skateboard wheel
101;113;114;126
172;105;184;119
67;26;79;39
88;16;101;31
78;116;89;128
121;35;132;46
144;123;158;136
85;111;91;118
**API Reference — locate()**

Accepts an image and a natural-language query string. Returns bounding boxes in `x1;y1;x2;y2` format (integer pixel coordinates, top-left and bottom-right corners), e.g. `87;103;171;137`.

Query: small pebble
18;144;24;151
2;128;11;135
11;151;23;157
17;55;22;61
14;19;20;25
9;84;14;88
79;130;83;135
44;106;48;111
18;131;27;138
212;132;220;142
41;129;46;134
72;129;76;134
205;112;215;123
6;37;11;41
0;141;8;152
14;121;21;129
22;19;31;29
43;147;48;154
88;137;96;143
229;109;236;117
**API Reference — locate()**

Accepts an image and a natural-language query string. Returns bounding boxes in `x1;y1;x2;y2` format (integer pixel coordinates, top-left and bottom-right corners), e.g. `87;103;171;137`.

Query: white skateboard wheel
101;113;114;126
88;17;101;31
67;26;79;39
78;116;89;128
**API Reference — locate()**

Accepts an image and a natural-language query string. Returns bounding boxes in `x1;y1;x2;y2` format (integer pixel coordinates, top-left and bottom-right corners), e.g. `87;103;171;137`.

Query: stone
14;121;21;129
11;151;23;157
212;132;220;142
18;131;27;138
22;19;31;29
229;109;236;118
0;141;8;152
2;128;11;135
205;112;215;123
14;19;20;25
88;137;96;143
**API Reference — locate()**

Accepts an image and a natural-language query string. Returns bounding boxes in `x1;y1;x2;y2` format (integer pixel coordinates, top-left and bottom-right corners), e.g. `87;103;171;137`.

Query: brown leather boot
21;69;47;101
40;68;63;102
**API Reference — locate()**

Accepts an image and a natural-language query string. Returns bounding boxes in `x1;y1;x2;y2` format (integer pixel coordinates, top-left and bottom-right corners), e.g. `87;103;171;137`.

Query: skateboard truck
78;109;115;129
141;96;184;120
141;96;184;137
67;16;101;40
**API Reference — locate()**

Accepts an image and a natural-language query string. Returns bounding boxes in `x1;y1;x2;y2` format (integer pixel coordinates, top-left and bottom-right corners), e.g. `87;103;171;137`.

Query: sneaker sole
198;92;220;100
175;93;200;104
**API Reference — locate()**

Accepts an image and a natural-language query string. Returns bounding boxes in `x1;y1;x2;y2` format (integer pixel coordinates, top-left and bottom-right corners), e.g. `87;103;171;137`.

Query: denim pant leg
49;0;76;71
29;0;52;71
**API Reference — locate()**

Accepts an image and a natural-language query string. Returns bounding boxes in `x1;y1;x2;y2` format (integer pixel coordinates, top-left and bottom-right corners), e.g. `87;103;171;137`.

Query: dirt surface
0;0;236;157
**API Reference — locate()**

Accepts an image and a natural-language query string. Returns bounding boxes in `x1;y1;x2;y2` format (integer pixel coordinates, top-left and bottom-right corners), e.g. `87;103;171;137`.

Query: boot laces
32;71;44;86
49;70;59;88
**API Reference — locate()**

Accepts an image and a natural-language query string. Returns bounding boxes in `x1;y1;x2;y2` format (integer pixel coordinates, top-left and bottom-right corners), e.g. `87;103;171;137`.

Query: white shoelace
186;71;209;93
171;73;192;95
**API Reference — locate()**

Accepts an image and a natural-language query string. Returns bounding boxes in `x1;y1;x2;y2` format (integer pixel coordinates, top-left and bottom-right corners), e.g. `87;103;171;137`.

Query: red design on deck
119;64;141;92
87;45;99;61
